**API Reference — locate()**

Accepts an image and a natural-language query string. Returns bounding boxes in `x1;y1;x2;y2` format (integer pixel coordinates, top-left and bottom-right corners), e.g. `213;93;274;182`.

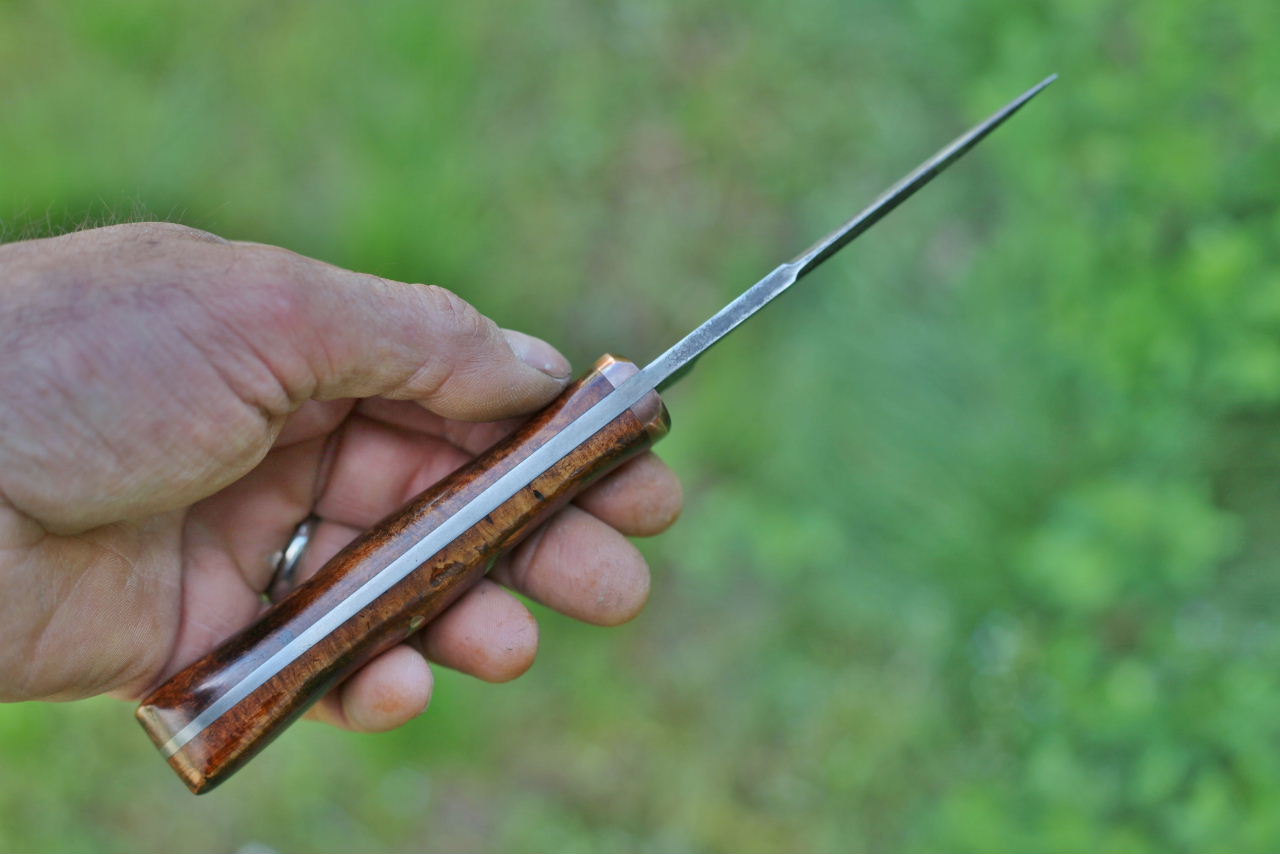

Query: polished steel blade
641;72;1057;394
161;75;1056;757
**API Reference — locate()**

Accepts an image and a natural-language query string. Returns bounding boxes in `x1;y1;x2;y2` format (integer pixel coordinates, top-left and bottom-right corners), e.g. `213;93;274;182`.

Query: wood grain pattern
137;354;669;793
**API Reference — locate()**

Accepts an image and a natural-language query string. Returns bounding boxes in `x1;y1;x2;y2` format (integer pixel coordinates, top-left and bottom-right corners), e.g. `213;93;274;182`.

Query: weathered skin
0;222;681;732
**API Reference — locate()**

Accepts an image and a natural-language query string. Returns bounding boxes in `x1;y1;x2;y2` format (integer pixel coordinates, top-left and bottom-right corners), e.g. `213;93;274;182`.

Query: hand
0;222;681;732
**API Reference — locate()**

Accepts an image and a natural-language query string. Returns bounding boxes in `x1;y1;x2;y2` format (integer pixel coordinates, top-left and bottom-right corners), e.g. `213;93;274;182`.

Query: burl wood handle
137;354;669;793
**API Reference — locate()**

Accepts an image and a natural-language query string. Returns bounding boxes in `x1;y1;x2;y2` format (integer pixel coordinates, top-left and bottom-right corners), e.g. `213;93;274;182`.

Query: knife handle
136;354;669;793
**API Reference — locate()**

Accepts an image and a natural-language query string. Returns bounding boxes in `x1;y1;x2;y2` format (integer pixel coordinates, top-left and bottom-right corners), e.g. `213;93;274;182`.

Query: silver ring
269;514;319;601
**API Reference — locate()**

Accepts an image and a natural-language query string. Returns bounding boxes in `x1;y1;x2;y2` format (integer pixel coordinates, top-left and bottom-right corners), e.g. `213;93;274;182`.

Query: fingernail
504;329;572;380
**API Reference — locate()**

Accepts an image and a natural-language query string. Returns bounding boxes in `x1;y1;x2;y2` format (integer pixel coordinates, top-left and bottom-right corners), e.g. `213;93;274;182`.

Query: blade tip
1000;73;1058;116
1030;73;1059;95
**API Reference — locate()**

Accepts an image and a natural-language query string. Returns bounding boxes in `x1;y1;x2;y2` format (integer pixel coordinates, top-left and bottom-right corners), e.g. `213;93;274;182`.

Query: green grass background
2;1;1279;851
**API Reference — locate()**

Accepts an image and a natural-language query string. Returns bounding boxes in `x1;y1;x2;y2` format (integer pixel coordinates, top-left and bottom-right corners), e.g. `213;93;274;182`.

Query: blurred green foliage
2;0;1279;851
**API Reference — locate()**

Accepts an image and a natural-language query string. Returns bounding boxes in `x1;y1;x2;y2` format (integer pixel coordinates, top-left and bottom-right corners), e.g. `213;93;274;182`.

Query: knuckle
130;221;229;245
420;284;497;349
407;285;504;402
244;247;313;327
182;243;315;407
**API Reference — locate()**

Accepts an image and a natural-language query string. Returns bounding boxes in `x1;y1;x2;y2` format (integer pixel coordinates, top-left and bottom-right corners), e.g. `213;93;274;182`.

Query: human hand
0;223;681;731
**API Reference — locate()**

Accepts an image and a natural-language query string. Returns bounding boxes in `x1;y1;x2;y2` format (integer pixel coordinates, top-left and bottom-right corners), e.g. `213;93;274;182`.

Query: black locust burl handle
137;354;669;793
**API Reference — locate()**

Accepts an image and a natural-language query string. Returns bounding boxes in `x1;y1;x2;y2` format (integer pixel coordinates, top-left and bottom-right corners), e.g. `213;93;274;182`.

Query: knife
137;74;1056;793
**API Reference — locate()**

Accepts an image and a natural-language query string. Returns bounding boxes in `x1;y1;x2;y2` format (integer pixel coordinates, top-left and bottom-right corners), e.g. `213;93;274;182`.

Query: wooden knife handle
136;354;669;793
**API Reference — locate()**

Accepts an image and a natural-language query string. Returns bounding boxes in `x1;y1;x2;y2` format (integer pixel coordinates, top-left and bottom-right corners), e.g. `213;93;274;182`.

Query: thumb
223;244;573;421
